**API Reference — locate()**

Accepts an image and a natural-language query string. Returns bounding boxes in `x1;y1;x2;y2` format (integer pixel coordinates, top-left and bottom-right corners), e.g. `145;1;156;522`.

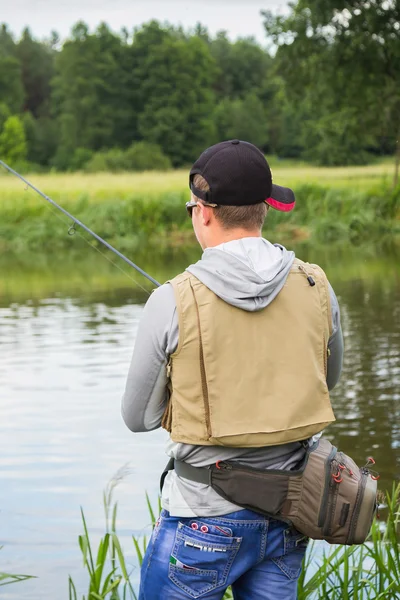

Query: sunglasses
186;200;218;218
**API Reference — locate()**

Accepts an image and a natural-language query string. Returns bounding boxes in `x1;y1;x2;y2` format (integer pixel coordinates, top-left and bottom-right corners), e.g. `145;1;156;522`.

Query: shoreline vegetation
70;480;398;600
1;162;400;256
5;482;400;598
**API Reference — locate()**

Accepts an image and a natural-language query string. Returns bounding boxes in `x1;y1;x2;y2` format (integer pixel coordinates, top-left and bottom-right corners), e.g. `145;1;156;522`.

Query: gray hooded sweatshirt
122;238;343;517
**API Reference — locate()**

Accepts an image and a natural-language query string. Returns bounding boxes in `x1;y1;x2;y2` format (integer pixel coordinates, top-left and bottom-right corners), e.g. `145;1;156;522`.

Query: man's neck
205;228;261;248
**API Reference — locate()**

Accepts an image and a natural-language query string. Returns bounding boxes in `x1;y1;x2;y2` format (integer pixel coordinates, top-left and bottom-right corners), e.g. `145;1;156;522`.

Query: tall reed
0;547;34;588
69;481;400;599
1;181;399;254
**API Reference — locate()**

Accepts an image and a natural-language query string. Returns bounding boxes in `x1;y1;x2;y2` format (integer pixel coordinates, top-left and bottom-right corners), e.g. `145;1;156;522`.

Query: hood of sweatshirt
186;237;295;312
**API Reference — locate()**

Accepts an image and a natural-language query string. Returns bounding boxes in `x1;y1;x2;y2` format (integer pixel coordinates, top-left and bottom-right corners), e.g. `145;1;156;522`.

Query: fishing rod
0;160;161;288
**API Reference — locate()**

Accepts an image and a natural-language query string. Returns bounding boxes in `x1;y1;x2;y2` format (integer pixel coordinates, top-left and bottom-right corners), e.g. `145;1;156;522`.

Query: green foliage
70;148;94;171
0;13;398;170
302;108;374;166
69;484;400;599
1;176;399;255
0;546;34;588
0;55;24;113
15;27;55;118
263;0;400;172
84;142;172;173
0;115;27;164
124;142;172;172
0;102;10;131
69;467;137;600
135;28;218;165
214;93;269;149
210;33;273;100
52;21;132;165
22;111;58;166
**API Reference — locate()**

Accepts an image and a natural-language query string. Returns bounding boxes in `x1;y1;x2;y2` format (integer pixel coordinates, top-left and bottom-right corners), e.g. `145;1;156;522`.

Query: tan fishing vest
161;258;335;447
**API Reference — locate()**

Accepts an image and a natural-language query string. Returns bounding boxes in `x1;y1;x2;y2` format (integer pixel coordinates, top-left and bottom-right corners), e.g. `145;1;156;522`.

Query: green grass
0;159;397;204
0;161;399;256
68;479;400;600
0;547;35;588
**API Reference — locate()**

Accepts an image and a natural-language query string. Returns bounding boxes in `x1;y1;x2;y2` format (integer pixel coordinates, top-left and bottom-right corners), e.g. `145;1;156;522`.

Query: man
122;140;343;599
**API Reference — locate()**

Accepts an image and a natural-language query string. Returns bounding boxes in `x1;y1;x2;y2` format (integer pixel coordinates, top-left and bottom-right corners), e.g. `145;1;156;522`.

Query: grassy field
0;159;397;205
0;160;399;255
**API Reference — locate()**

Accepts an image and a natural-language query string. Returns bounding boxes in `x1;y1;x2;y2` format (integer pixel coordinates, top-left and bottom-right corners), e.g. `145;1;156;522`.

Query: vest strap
175;459;212;485
160;459;212;491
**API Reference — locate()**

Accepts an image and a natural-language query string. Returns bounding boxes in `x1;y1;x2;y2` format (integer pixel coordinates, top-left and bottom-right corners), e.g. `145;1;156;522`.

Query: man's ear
199;203;212;226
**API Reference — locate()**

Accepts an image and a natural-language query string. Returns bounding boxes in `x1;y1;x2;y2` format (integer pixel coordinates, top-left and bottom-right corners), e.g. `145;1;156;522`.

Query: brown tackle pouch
171;438;378;545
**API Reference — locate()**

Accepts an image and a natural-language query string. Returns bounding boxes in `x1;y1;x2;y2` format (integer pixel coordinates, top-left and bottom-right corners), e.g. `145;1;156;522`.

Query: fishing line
17;182;151;294
40;199;152;295
0;160;161;290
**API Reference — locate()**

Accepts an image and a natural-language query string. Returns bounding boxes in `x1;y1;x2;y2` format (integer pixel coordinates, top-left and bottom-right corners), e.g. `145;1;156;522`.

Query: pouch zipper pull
215;460;232;471
166;360;172;378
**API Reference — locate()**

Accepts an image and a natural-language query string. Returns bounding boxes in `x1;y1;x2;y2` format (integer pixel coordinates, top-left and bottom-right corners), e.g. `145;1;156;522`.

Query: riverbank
1;164;399;254
1;239;399;305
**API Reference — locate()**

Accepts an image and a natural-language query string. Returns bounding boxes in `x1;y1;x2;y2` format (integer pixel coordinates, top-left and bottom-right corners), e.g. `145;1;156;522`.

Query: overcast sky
2;0;289;45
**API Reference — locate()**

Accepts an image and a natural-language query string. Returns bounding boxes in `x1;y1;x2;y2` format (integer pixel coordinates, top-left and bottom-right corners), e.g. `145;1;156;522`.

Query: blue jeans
139;508;308;599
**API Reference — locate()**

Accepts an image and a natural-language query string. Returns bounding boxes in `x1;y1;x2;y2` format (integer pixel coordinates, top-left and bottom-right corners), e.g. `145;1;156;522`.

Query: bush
124;141;172;171
69;147;94;171
84;142;172;173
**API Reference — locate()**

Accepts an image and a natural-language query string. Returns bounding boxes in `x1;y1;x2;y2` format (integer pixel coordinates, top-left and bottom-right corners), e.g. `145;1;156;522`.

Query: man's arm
327;283;344;390
121;284;178;432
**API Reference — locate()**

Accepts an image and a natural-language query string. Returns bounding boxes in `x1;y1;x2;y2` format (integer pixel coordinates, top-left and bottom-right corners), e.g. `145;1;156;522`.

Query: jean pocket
272;526;308;580
168;521;241;598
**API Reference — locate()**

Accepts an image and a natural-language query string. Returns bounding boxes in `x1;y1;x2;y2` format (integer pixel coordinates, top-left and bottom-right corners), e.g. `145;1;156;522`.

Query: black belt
160;458;211;492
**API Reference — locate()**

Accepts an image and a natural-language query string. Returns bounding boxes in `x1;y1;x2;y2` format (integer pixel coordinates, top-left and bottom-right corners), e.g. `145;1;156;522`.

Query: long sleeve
326;283;344;391
121;283;178;432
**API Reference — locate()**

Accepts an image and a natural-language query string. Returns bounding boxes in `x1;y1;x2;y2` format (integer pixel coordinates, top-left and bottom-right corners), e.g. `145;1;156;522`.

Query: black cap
189;140;295;212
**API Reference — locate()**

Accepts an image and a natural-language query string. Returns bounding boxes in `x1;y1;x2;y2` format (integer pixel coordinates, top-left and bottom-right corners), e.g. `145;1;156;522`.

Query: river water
0;240;399;599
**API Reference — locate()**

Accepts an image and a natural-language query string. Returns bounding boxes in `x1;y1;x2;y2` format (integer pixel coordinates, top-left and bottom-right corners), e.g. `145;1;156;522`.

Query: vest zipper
323;335;328;377
298;264;316;286
323;461;340;537
189;281;212;439
347;470;368;544
317;445;338;527
298;264;329;374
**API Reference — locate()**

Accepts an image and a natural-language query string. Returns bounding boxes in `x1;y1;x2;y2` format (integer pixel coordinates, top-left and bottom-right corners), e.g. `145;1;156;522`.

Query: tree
0;102;10;132
210;33;273;100
0;115;27;164
16;27;55;117
0;23;16;56
263;1;400;176
22;111;58;166
52;21;132;168
0;55;23;113
214;93;269;149
132;24;218;165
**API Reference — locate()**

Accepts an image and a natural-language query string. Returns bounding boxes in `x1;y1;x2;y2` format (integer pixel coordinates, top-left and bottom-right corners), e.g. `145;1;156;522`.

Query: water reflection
0;240;399;599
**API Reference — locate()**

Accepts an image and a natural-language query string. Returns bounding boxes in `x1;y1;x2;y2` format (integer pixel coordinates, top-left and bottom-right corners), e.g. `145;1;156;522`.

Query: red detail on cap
200;525;209;533
191;522;199;530
265;197;295;212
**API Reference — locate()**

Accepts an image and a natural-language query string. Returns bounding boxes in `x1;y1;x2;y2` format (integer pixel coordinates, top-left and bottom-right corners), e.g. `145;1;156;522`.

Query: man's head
187;140;295;249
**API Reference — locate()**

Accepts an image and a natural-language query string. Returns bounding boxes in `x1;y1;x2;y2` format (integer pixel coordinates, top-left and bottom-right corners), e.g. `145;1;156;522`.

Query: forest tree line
0;0;399;172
